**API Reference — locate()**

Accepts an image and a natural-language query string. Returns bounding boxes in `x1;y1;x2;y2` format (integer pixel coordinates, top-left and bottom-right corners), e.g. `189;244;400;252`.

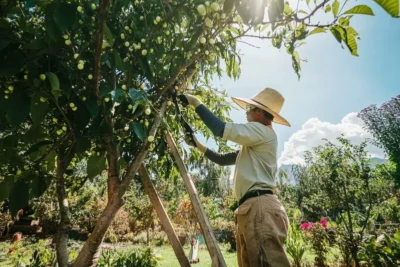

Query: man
180;88;291;267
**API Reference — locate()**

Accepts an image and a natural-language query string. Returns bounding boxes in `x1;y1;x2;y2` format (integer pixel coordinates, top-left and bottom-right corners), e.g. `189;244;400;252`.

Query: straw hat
231;88;291;127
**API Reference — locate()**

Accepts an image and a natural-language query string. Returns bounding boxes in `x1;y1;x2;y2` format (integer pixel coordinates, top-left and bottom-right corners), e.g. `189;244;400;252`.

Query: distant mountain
278;157;387;184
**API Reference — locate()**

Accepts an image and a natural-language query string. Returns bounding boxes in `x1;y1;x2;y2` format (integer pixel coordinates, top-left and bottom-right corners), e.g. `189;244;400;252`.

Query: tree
0;0;398;266
359;94;400;184
294;137;394;267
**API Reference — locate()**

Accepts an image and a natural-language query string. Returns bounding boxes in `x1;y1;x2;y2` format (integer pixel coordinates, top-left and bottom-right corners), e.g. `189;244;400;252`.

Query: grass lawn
156;244;238;267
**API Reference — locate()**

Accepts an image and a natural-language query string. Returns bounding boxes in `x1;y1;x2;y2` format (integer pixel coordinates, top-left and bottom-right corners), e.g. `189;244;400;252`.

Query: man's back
223;121;278;201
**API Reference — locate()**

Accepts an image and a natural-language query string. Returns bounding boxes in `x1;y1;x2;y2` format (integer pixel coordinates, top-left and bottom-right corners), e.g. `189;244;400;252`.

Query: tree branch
237;40;261;48
94;0;111;104
119;99;169;193
294;0;330;22
242;34;272;40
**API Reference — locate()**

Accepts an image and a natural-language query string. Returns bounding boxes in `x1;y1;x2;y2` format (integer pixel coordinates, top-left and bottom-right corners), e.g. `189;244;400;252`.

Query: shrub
286;223;307;267
358;232;400;267
301;218;329;267
98;247;161;267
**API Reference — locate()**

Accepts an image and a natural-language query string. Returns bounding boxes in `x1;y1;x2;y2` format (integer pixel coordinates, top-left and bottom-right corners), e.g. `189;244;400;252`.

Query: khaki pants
235;194;290;267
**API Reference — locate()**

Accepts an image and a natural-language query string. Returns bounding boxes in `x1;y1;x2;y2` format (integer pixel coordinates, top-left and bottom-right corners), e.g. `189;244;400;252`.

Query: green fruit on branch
197;4;207;16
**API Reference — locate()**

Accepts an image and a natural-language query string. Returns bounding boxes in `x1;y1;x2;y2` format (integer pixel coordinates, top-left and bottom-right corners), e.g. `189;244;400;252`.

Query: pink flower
301;222;309;230
320;218;327;228
301;222;315;230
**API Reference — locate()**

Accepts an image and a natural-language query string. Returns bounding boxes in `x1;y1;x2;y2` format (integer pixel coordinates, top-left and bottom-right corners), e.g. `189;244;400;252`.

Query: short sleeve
222;122;270;146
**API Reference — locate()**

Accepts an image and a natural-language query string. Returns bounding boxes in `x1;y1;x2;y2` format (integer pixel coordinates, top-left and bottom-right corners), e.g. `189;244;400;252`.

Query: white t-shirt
223;121;278;201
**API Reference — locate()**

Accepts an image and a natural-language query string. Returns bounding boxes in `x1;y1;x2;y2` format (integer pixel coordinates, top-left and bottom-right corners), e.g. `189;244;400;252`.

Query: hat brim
231;97;291;127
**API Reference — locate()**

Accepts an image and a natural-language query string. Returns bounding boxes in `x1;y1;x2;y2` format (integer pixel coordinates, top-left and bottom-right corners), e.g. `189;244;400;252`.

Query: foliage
301;218;329;267
293;137;393;266
285;222;307;267
359;94;400;183
0;201;12;236
98;247;161;267
27;246;57;267
0;239;56;267
125;184;159;244
358;232;400;267
30;186;59;235
173;195;199;237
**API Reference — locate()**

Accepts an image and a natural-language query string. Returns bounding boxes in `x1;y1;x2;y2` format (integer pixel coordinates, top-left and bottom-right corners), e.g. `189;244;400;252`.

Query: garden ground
0;238;344;267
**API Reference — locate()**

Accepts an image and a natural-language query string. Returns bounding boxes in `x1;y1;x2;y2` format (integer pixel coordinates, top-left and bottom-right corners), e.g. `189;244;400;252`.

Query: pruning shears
170;82;196;147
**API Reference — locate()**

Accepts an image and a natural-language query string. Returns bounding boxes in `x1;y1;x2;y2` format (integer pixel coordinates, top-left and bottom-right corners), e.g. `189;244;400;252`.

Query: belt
238;190;273;206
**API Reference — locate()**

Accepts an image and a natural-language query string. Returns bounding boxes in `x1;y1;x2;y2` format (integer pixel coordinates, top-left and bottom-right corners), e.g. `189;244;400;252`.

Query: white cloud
278;112;387;166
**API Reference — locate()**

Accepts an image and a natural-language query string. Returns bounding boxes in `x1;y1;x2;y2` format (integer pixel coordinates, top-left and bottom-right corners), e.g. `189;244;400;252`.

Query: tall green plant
286;222;307;267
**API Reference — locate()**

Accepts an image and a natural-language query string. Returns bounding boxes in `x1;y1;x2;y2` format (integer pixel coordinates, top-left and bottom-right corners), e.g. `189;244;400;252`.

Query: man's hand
185;134;206;153
178;94;202;108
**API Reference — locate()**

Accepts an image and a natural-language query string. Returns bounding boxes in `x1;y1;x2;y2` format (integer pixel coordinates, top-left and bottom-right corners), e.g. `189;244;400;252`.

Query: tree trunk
72;196;124;267
55;146;74;267
73;101;168;267
165;131;227;267
139;165;191;267
352;246;360;267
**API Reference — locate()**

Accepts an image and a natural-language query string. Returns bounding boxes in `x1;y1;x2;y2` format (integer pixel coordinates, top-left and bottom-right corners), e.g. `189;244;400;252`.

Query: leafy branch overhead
0;0;398;265
227;0;398;77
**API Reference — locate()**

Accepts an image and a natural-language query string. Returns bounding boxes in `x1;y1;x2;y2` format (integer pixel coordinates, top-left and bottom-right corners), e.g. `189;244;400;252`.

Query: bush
0;202;12;236
358;232;400;267
286;223;307;267
98;247;161;267
301;218;329;267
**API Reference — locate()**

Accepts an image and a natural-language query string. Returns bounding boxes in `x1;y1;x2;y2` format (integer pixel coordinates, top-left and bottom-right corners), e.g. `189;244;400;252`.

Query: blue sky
206;3;400;163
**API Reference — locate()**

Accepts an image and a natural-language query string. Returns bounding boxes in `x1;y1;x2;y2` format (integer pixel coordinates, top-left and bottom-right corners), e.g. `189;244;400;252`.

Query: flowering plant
301;218;329;267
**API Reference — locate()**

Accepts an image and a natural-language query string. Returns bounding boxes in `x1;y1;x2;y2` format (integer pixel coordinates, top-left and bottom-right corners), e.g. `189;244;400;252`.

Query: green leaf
7;91;31;129
25;39;48;50
330;26;344;43
133;122;145;141
44;150;57;172
85;99;100;118
47;72;62;101
374;0;399;17
9;180;29;216
344;5;375;15
0;176;14;202
308;28;327;36
0;50;25;76
325;5;331;12
111;89;124;104
24;140;53;156
100;83;112;98
76;137;91;156
128;89;144;103
47;72;60;90
0;34;11;50
31;93;49;125
344;28;359;56
45;13;61;42
87;154;106;179
347;27;359;37
394;232;400;242
113;50;126;70
332;0;340;17
31;175;49;198
104;24;115;47
223;0;235;13
53;2;77;32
